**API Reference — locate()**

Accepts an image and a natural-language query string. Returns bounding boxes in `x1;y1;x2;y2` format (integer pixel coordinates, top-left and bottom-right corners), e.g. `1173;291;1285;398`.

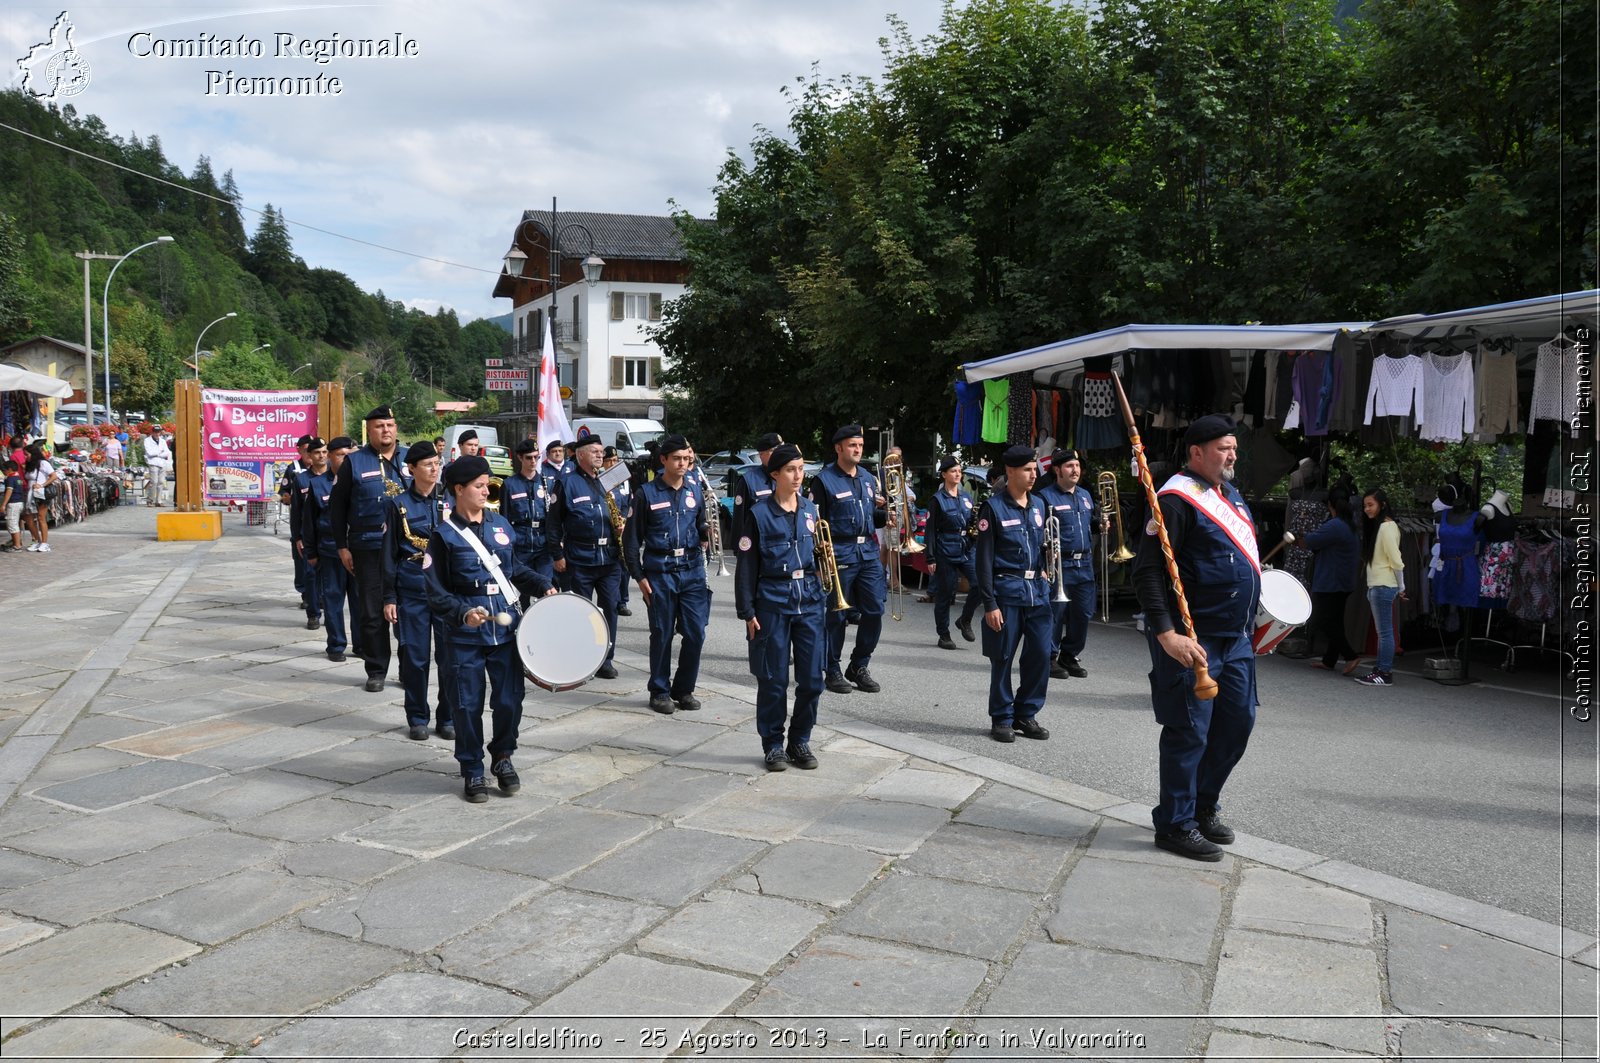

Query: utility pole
74;251;123;421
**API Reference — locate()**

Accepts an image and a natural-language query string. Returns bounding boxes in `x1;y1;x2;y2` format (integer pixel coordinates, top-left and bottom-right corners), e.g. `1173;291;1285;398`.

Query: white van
440;423;500;462
570;417;665;460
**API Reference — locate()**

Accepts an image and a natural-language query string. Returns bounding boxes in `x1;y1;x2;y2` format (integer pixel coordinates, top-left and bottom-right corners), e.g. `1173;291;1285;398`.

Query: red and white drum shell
1252;569;1311;655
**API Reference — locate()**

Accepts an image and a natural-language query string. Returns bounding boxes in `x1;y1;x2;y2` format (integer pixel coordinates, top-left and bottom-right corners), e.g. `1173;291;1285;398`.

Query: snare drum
515;593;611;690
1252;569;1311;655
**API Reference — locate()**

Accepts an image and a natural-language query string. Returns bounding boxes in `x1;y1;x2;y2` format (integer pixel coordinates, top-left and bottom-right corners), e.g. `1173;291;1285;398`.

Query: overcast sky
3;0;956;322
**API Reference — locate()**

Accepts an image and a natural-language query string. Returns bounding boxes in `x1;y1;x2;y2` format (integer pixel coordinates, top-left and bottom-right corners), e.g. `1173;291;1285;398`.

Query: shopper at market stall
23;441;57;553
1357;488;1405;687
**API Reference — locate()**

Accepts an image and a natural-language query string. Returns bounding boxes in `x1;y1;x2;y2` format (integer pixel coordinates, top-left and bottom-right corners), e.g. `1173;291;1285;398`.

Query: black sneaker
1197;810;1234;845
327;650;346;663
937;636;957;650
594;663;618;680
674;694;702;711
785;742;819;770
463;775;490;803
844;663;880;693
364;677;385;693
1013;717;1050;740
825;672;853;694
407;724;429;741
649;694;675;714
990;722;1015;743
1063;656;1088;678
305;615;320;630
1048;662;1070;680
435;723;456;741
1154;827;1224;862
617;605;633;617
491;758;521;794
957;617;976;642
764;747;788;772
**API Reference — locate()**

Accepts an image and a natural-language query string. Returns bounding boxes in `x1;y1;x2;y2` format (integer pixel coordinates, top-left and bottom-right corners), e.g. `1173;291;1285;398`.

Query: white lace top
1528;335;1579;432
1364;354;1426;424
1418;353;1475;442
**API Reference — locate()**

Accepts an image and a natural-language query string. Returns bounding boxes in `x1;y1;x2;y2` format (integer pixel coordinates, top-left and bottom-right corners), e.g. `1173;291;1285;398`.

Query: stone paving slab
5;802;218;864
517;746;664;799
899;822;1072;894
0;921;200;1028
107;925;405;1044
276;838;410;884
443;802;654;880
521;706;647;751
0;1014;221;1061
57;712;159;751
1081;817;1236;870
439;887;665;998
953;784;1099;841
104;718;270;758
0;847;67;890
154;768;340;819
1209;928;1386;1056
337;791;553;858
272;734;441;784
0;795;83;838
300;859;548;951
18;745;142;791
745;839;890;908
566;825;765;906
638;888;824;975
798;796;952;855
664;729;771;775
119;867;338;944
1394;1018;1560;1060
233;792;393;842
1046;857;1225;966
1206;1031;1371;1058
179;726;354;772
574;762;744;818
30;757;220;812
679;783;848;842
0;912;53;955
861;764;983;809
1231;866;1373;945
604;714;733;755
839;873;1038;960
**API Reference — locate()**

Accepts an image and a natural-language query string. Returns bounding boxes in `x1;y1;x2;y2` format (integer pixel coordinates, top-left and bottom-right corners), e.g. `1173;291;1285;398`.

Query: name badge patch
1001;519;1021;527
572;495;591;503
360;469;381;478
650;501;671;511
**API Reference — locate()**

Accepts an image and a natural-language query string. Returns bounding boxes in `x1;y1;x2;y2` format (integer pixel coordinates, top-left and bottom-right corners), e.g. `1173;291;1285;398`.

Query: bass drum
1252;569;1312;655
515;592;611;691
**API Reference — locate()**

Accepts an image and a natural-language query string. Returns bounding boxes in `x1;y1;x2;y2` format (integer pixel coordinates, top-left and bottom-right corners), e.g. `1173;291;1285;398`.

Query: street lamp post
76;236;174;424
192;312;238;379
250;343;272;356
502;196;604;421
104;237;175;419
290;362;313;380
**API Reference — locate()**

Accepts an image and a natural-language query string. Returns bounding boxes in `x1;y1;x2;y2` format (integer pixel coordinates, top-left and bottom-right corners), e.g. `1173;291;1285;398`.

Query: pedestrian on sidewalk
1133;414;1258;862
1303;493;1365;674
424;455;555;803
23;442;56;553
141;428;172;506
1;460;24;551
735;443;827;771
1357;488;1405;687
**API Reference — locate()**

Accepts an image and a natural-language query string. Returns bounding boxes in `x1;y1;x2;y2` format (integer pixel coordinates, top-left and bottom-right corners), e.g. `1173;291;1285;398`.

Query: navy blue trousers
980;601;1053;723
1144;629;1257;834
931;555;979;638
450;639;523;778
394;592;456;730
824;557;886;674
749;605;825;750
567;560;622;665
293;545;317;617
643;569;710;698
313;557;362;657
1050;575;1098;661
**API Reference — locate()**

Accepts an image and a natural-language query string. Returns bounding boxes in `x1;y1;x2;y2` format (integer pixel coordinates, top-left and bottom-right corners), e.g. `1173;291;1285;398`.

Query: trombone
1097;470;1135;621
814;519;851;612
881;452;922;622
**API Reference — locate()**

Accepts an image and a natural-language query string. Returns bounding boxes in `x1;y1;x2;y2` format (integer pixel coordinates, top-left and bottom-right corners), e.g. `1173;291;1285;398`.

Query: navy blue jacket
974;489;1051;610
927;486;977;564
1133;471;1262;638
423;510;554;647
548;468;620;568
328;445;409;551
623;476;709;581
734;494;825;618
499;471;550;561
1303;516;1360;593
807;462;886;566
382;484;451;605
1037;480;1099;578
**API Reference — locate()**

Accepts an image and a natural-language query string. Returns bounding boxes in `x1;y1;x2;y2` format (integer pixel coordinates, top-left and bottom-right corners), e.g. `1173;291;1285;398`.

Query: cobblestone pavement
0;510;1594;1060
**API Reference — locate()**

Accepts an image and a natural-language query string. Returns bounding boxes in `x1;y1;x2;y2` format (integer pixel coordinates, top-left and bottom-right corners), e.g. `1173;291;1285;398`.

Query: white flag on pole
535;317;574;450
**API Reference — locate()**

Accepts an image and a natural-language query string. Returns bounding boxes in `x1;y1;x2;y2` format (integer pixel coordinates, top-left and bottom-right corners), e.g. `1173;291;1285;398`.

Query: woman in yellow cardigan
1357;488;1406;686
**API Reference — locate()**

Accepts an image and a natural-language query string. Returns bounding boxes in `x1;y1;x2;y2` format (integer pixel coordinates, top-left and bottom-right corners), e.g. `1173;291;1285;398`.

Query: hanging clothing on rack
1328;332;1363;432
1529;334;1579;433
1007;372;1034;446
1430;512;1482;608
1075;356;1123;451
1418;352;1476;442
1289;350;1341;436
980;378;1010;443
1509;538;1561;622
1474;345;1518;439
1242;351;1266;426
952;379;983;446
1364;354;1426;424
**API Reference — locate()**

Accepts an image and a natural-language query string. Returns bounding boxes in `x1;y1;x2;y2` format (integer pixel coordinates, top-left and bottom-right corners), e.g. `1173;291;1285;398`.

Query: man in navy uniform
452;428;480;464
732;432;783;529
927;455;981;650
808;424;887;694
974;444;1054;743
623;434;711;714
285;435;321;630
304;437;363;664
548;431;622;679
424;455;556;803
381;440;456;742
539;439;566;490
500;439;552;587
1134;414;1260;861
328;405;409;692
1037;448;1107;679
735;443;826;772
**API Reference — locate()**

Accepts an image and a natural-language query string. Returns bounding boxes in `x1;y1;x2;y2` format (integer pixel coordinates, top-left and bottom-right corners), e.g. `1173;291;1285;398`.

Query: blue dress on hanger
1431;511;1482;608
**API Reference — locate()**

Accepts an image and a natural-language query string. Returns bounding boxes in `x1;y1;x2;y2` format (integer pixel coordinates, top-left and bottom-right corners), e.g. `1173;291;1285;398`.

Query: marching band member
328;406;409;692
501;439;553;587
381;440;456;742
623;434;710;714
974;445;1054;743
808;425;887;694
424;455;555;803
303;437;363;664
282;435;318;628
1133;414;1260;861
732;433;783;523
928;455;981;650
547;431;622;680
603;446;635;616
735;444;826;771
1036;448;1106;679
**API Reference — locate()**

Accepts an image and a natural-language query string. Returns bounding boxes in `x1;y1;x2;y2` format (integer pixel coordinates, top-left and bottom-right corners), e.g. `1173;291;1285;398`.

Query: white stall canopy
0;364;73;398
1365;289;1599;341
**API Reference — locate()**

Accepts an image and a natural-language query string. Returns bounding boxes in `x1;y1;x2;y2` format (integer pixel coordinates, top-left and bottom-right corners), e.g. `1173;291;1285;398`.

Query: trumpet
485;475;503;513
1097;471;1134;622
1044;513;1070;604
814;519;851;612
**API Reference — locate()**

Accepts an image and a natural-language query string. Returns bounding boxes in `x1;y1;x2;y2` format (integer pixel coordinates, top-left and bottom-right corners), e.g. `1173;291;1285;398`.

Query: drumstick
1109;373;1219;702
494;611;513;627
1261;531;1295;566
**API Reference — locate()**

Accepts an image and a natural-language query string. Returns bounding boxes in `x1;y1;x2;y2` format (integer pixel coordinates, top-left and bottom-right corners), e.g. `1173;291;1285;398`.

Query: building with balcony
492;210;690;419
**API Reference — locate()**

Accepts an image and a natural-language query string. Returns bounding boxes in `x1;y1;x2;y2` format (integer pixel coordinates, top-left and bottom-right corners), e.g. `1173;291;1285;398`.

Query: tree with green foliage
199;340;291;389
0;209;38;344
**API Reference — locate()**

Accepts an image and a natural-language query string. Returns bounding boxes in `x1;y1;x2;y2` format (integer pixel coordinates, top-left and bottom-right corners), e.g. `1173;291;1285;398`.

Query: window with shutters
617;292;664;321
571;295;580;342
611;357;650;388
531;308;543;338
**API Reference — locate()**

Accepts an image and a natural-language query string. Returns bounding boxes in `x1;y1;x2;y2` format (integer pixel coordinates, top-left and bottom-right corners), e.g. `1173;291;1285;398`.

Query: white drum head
516;593;610;691
1258;569;1312;625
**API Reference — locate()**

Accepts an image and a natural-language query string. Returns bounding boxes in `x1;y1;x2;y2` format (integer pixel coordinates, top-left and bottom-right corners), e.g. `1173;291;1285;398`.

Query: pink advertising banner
201;388;318;501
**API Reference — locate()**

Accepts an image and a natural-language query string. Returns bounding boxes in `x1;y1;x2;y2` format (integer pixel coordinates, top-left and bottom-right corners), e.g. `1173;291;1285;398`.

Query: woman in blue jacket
1303;493;1363;673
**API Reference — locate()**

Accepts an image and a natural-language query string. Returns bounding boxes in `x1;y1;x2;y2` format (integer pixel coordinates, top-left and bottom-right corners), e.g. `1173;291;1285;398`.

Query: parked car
700;449;760;485
482;444;513;478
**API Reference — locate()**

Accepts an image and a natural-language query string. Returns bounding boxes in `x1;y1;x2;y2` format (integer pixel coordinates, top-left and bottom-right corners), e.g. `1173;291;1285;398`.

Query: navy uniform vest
344;446;409;550
633;477;706;575
1169;476;1261;636
309;469;339;552
500;472;549;558
1038;481;1096;576
981;491;1051;607
929;487;976;563
387;486;450;597
426;511;523;648
740;495;824;616
553;468;616;567
809;463;881;565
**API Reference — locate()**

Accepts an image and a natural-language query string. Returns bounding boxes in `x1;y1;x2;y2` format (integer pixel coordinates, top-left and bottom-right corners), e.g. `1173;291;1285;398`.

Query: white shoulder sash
1157;474;1261;573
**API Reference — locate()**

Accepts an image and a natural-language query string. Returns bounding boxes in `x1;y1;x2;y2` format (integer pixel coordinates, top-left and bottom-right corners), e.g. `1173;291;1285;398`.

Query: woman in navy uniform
623;433;710;714
927;455;981;650
807;425;887;694
381;440;457;742
735;444;826;772
424;455;556;803
1132;414;1260;861
547;432;623;679
304;437;363;664
974;445;1054;743
501;439;553;587
1036;448;1106;679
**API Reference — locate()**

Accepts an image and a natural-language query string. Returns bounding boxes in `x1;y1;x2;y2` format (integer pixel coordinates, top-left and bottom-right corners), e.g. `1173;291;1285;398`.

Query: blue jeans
1367;585;1398;673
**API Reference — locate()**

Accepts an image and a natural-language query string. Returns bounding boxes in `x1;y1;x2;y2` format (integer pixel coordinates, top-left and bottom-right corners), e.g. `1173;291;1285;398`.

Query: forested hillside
0;91;506;431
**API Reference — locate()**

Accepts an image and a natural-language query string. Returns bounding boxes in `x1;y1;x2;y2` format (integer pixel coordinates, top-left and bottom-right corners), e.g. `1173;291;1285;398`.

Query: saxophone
605;489;626;559
397;494;433;562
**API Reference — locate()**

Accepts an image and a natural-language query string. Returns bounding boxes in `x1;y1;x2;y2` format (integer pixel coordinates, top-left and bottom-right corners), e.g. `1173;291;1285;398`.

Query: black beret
767;443;803;472
938;455;960;473
513;438;539;456
831;424;864;444
544;439;564;454
572;431;603;451
457;429;477;444
444;454;491;488
328;436;356;451
658;434;691;456
602;445;618;460
755;432;784;452
295;434;313;447
1051;448;1082;467
404;440;437;464
364;405;395;421
1181;414;1236;451
1002;444;1036;468
305;436;326;450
